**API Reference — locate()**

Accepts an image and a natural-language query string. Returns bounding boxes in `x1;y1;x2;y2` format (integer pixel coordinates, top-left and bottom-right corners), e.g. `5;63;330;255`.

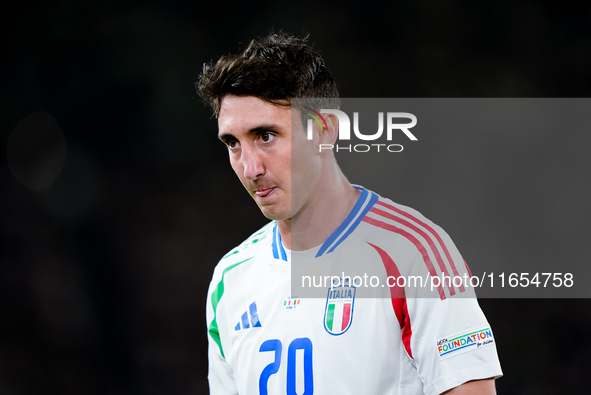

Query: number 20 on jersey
259;337;313;395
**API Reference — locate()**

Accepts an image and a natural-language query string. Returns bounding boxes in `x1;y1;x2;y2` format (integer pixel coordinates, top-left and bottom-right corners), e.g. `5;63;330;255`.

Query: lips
255;187;275;198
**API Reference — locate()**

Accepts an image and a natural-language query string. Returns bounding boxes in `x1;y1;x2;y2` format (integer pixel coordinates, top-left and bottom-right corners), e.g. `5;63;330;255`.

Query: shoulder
359;191;451;246
210;221;275;280
367;193;441;231
357;189;471;299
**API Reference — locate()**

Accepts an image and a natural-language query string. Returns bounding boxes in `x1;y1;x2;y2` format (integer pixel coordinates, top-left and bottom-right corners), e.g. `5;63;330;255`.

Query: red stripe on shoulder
363;216;447;300
367;243;413;359
375;200;466;294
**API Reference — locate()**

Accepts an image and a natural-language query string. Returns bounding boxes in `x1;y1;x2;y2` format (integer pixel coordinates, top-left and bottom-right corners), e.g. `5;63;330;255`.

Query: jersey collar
271;186;379;261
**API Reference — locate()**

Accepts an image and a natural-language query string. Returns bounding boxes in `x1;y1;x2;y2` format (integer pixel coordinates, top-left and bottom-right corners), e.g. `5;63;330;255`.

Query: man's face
218;95;321;221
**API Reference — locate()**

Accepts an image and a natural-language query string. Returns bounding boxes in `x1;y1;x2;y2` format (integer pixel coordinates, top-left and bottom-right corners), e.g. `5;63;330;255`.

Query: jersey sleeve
406;297;502;395
403;226;503;395
207;339;238;395
206;265;239;395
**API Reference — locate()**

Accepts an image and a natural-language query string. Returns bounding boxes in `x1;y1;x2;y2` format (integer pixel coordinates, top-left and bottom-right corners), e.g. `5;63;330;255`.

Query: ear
318;113;339;146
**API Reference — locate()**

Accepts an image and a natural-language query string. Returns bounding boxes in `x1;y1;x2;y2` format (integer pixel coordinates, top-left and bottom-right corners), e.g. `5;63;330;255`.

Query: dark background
1;0;590;394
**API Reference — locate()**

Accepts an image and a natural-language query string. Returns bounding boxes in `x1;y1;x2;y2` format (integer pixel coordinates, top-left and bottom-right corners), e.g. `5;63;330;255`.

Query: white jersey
206;187;502;395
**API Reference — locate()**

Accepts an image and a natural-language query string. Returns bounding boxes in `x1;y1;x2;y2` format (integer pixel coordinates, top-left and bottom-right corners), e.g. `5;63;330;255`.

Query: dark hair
197;32;340;117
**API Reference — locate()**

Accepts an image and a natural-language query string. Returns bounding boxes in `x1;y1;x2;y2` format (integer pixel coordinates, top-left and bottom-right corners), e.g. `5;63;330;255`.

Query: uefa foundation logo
302;106;418;153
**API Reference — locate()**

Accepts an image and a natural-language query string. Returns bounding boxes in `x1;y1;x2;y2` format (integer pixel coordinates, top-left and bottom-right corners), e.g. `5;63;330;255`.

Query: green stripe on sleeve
208;257;252;358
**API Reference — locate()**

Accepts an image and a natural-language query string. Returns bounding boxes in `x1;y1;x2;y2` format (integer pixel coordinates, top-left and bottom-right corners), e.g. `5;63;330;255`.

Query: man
198;32;502;394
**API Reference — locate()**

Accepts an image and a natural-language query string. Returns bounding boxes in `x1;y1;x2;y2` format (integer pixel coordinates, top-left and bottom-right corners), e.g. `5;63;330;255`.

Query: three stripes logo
234;301;262;331
363;199;468;300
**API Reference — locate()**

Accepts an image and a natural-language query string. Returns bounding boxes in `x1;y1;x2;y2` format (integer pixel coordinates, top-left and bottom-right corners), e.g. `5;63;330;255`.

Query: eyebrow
218;123;283;142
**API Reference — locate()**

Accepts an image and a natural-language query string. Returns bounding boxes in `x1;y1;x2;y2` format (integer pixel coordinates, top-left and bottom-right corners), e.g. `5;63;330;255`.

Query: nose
241;144;265;180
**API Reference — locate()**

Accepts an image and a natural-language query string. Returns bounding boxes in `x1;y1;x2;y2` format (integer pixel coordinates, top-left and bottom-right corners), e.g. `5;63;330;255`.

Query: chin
259;206;291;222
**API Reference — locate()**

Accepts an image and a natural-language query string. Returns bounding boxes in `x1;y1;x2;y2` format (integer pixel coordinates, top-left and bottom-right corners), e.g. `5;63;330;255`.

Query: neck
277;165;361;251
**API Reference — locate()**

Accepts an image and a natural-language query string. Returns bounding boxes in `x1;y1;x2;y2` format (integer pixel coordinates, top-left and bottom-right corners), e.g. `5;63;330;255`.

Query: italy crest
324;283;356;336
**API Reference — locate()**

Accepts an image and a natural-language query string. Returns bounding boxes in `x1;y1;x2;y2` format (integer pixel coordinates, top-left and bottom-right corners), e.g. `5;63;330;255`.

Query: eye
226;139;239;150
259;132;275;143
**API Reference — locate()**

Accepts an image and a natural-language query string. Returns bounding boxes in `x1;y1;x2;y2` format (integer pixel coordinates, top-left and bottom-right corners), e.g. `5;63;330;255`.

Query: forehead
218;95;292;135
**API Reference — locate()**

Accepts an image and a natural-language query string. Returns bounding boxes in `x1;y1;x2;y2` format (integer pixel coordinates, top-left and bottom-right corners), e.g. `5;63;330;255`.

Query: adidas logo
234;301;262;331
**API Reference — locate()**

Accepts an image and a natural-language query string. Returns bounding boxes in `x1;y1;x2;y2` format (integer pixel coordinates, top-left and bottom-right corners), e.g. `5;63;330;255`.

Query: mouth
254;187;276;198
